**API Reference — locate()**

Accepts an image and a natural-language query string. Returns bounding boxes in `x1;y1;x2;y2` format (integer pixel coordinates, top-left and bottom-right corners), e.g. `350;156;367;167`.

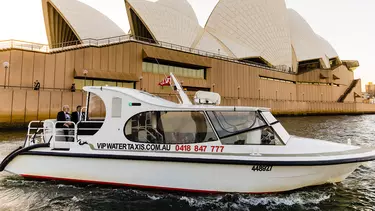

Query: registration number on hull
252;165;273;172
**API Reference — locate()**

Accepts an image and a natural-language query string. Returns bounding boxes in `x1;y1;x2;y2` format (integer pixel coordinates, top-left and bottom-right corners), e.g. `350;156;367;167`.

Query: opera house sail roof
126;0;202;47
204;0;293;69
288;9;339;69
0;0;357;74
42;0;125;47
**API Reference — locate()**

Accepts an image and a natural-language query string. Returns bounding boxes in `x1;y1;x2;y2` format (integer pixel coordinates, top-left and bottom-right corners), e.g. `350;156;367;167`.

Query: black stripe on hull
19;151;375;166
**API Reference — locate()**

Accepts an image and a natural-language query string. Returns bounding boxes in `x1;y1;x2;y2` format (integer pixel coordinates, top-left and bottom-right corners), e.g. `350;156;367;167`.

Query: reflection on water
1;115;375;210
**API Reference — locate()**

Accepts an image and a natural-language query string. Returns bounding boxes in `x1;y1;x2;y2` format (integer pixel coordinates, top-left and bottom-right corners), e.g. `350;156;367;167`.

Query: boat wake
176;191;331;210
2;173;375;211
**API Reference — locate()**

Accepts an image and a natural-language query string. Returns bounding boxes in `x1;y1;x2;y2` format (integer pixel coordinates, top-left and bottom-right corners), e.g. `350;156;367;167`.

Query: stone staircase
337;79;359;102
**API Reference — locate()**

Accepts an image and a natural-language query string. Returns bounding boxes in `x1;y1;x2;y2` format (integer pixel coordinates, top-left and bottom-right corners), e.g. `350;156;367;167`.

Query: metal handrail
0;85;86;91
0;35;296;74
54;121;77;139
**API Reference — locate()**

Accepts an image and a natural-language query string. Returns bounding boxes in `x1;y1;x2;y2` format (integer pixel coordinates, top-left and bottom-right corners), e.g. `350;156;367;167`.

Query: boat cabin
26;74;290;151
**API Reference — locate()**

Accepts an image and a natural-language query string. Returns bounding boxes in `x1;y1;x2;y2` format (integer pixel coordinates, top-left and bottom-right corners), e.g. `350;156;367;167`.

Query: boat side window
87;93;106;121
207;111;284;145
124;111;217;144
112;97;122;118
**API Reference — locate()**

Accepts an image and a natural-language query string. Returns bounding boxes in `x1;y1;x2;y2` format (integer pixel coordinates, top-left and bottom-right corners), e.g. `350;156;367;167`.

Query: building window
124;111;217;144
142;62;205;79
74;79;135;90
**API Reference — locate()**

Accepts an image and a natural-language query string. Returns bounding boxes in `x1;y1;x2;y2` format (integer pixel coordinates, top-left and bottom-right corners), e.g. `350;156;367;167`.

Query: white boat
1;73;375;193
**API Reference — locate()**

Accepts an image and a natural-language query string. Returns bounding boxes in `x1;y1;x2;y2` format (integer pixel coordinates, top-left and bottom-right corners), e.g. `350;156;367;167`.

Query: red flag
158;76;171;86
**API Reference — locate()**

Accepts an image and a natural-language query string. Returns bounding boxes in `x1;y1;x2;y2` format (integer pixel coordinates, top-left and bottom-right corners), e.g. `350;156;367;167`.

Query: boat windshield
207;111;284;145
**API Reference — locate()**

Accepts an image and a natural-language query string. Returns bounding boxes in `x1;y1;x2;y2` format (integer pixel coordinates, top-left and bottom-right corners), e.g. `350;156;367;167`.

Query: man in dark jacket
57;105;73;141
71;105;82;124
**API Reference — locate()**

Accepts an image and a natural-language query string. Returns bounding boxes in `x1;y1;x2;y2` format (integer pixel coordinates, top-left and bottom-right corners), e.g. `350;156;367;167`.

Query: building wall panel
21;51;34;88
33;53;45;88
109;45;116;71
62;92;73;111
38;91;51;119
83;48;93;70
92;48;101;71
72;92;84;110
25;90;39;122
54;53;66;89
0;90;13;122
65;51;75;89
50;91;63;119
0;51;11;88
44;54;56;89
11;90;26;123
122;43;130;73
9;50;23;87
135;44;143;75
115;45;123;72
332;65;353;86
100;47;109;71
296;84;333;102
129;43;137;74
74;49;84;71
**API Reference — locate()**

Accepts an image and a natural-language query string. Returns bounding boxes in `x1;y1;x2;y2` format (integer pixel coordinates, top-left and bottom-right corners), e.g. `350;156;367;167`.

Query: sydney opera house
0;0;371;123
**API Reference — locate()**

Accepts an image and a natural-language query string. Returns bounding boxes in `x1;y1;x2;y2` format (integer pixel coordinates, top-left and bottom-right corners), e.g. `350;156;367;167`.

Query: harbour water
1;115;375;211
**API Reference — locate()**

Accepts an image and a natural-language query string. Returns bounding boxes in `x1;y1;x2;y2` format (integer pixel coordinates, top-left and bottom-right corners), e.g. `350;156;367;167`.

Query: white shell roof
288;9;339;68
317;35;339;59
50;0;125;39
205;0;293;68
193;30;232;57
127;0;202;47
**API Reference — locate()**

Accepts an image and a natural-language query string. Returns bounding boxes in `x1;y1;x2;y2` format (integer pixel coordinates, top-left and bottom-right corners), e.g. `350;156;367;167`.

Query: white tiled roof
193;30;232;57
204;0;293;68
50;0;125;39
288;9;339;68
127;0;202;47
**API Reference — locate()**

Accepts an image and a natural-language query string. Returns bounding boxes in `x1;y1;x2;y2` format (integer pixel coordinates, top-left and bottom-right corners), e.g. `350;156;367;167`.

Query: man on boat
71;105;82;124
57;105;73;141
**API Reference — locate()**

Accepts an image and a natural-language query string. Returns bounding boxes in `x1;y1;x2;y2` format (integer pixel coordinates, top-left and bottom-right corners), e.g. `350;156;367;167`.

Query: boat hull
4;154;362;193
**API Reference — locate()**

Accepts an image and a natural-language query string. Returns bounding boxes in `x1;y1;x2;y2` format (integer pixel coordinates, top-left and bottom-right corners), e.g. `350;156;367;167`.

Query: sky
0;0;374;89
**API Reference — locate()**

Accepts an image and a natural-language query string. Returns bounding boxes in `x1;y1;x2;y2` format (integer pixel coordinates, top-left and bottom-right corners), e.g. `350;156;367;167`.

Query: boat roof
84;86;270;112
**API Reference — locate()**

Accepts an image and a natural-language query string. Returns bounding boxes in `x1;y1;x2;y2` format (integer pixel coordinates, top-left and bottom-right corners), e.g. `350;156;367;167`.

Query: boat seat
244;130;262;145
77;121;104;136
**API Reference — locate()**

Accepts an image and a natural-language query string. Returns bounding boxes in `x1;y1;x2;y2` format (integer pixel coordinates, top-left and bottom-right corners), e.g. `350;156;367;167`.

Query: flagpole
154;58;182;104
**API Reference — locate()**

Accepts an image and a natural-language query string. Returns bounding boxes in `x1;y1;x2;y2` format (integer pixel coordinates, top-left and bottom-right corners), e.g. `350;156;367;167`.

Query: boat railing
26;120;78;148
53;121;77;142
26;121;47;147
